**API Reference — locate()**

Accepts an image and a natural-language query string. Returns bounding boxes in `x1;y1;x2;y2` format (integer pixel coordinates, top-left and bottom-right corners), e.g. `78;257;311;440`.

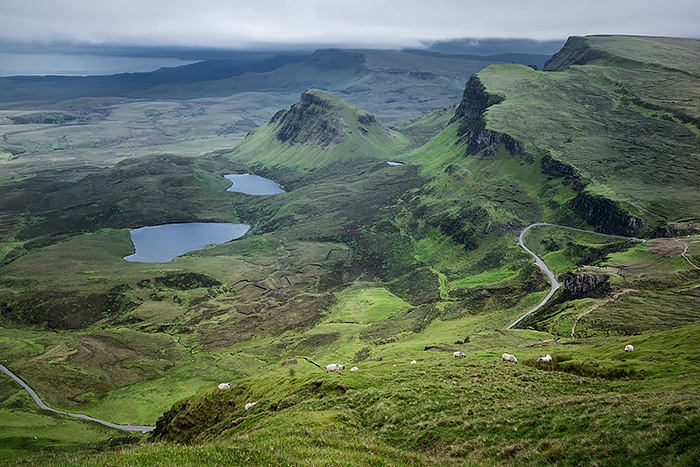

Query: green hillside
229;89;408;170
1;35;700;465
478;36;700;226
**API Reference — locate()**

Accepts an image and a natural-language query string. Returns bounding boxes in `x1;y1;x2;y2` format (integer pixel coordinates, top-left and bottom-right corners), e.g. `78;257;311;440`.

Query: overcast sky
1;0;698;75
3;0;699;49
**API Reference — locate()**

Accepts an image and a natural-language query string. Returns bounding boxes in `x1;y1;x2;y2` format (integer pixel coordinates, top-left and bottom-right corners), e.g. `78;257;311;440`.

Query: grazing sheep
350;367;359;371
218;382;231;391
625;344;634;353
537;354;552;363
410;360;417;364
245;402;257;411
502;353;518;364
454;351;466;359
326;363;345;373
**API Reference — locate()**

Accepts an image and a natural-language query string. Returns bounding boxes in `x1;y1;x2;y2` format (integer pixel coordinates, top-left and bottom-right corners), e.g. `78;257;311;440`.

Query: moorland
0;35;699;466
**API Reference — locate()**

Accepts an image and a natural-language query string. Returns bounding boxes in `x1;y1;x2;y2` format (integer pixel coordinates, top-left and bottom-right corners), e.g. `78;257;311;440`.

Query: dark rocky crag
568;192;645;237
273;90;346;147
268;89;386;149
450;75;532;161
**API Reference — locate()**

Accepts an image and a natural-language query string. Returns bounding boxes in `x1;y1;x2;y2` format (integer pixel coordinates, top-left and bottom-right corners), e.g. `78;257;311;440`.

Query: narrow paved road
506;223;644;330
0;364;154;433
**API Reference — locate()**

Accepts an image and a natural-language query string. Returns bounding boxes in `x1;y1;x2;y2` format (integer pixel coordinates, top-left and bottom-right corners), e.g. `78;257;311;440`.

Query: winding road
506;223;645;330
0;364;154;433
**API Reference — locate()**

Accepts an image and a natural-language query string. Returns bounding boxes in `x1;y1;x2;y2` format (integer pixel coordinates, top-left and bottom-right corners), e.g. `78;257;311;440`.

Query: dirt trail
570;289;636;339
680;241;700;270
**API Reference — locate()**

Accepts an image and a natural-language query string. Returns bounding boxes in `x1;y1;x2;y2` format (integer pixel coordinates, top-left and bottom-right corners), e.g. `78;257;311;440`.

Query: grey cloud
1;0;698;50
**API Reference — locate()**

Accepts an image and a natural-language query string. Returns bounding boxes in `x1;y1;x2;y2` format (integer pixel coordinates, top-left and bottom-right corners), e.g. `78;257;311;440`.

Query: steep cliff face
561;272;608;298
539;153;581;180
269;89;392;149
448;66;657;238
543;35;652;72
274;90;346;147
450;75;531;161
543;36;608;71
568;192;645;237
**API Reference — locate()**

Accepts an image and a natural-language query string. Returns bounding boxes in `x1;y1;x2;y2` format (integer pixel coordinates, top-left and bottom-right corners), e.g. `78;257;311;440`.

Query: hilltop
228;89;406;170
0;35;699;465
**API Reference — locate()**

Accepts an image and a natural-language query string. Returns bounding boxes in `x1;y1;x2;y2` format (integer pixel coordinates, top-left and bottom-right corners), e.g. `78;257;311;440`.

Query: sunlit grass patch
329;285;413;324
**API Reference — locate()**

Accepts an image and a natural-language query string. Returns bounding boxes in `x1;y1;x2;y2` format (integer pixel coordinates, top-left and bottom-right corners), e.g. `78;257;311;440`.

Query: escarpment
305;49;366;71
543;36;609;71
450;75;531;161
568;192;645;237
449;71;653;238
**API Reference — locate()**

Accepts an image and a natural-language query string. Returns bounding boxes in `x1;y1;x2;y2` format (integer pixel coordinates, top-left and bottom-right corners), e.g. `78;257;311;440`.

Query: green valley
1;35;699;466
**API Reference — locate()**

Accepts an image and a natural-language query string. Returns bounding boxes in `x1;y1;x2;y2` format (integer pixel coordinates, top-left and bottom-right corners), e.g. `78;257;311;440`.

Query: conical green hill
228;89;407;170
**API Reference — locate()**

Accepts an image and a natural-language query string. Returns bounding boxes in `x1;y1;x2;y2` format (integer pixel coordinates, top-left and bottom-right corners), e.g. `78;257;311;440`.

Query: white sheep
537;354;552;363
454;351;466;359
410;360;417;364
625;344;634;353
218;382;231;391
326;363;345;373
244;402;257;411
502;353;518;364
350;367;359;371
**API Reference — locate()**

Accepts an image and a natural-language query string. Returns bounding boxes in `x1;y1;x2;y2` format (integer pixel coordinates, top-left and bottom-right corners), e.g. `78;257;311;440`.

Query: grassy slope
0;87;564;463
228;89;408;170
514;225;700;336
476;36;700;223
2;36;700;465
16;324;700;466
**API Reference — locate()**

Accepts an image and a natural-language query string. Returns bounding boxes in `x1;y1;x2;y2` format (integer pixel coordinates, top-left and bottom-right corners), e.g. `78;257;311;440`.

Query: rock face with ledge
450;75;531;161
274;90;346;147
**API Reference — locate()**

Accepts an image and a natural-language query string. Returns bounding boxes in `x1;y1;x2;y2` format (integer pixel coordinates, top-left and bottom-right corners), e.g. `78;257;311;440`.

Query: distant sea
0;52;197;77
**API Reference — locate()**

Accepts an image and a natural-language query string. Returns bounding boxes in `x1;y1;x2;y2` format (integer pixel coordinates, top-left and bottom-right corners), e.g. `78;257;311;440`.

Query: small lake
386;161;404;166
124;223;250;263
124;174;283;263
224;173;285;195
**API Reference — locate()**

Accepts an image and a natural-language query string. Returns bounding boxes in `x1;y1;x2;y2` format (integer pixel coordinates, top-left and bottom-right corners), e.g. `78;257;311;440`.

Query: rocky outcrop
561;273;607;298
270;89;385;148
544;35;681;74
357;113;376;125
450;75;532;161
543;36;608;71
540;153;580;179
451;75;504;121
568;192;645;237
274;90;345;147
